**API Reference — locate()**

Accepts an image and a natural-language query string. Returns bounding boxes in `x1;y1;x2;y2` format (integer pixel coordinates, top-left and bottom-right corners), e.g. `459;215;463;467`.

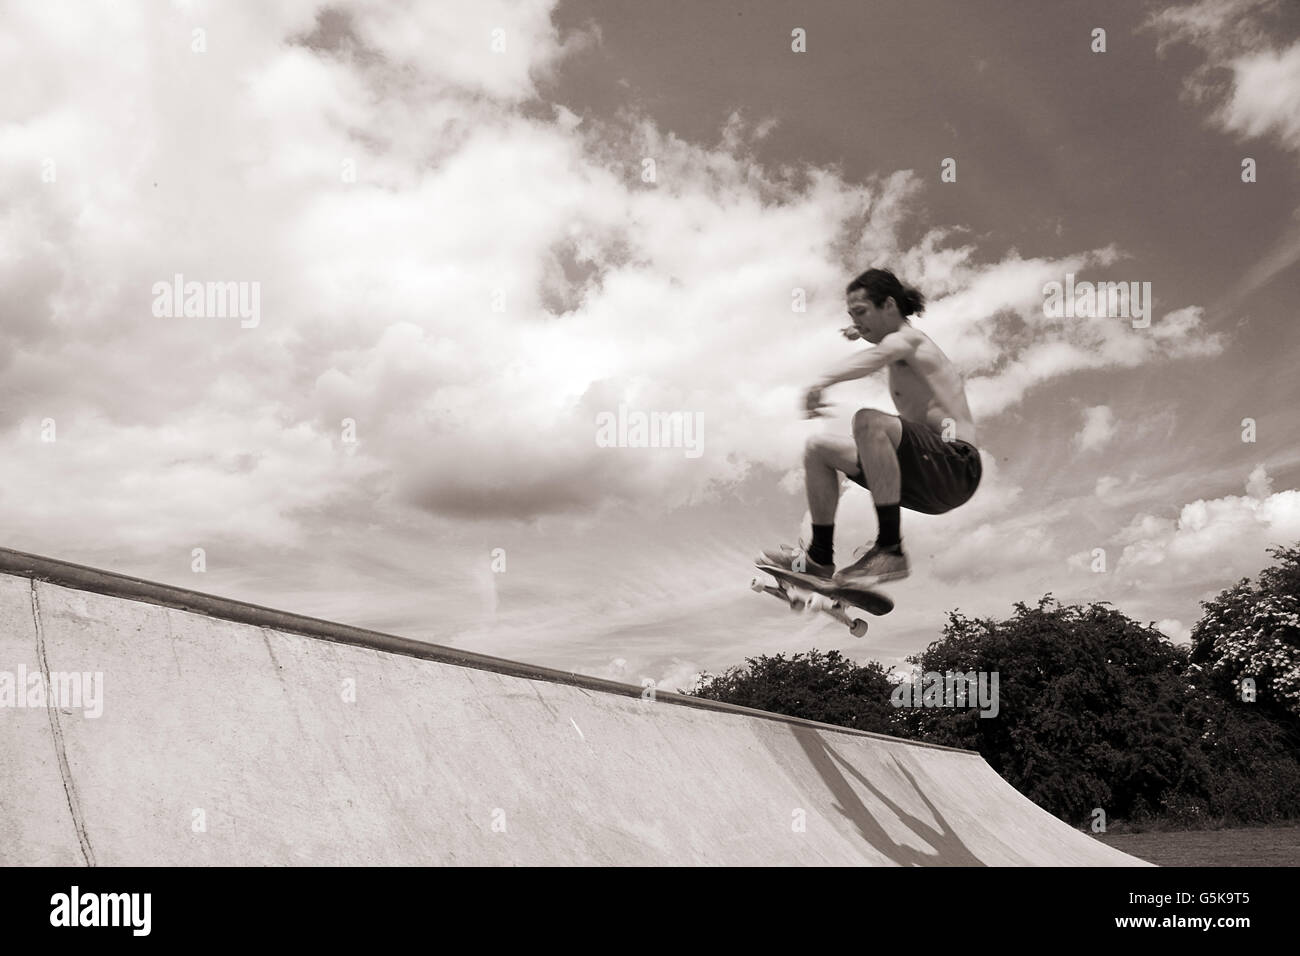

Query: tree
689;649;899;734
1189;543;1300;720
893;597;1201;825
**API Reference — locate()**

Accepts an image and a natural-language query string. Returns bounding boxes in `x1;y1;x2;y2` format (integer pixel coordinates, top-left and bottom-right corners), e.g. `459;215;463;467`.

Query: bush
690;649;899;734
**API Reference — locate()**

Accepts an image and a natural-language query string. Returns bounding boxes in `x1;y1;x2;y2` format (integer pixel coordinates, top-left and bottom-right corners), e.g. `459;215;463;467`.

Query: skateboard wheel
849;619;869;638
749;577;764;592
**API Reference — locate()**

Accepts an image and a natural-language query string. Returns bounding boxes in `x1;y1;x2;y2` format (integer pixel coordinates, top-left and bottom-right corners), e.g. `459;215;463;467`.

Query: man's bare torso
886;326;977;445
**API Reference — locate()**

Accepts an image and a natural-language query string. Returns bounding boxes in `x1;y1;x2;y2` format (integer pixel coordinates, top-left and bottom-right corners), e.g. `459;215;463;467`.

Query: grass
1095;826;1300;866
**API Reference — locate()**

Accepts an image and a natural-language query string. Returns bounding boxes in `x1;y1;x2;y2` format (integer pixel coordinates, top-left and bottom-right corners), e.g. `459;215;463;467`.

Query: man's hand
839;324;862;341
803;386;828;419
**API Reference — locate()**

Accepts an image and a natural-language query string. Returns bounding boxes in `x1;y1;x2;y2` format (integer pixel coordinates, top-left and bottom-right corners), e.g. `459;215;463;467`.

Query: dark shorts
847;418;982;514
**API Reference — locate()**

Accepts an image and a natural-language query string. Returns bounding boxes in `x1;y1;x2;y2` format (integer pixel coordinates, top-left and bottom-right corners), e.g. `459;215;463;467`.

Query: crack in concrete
30;580;96;866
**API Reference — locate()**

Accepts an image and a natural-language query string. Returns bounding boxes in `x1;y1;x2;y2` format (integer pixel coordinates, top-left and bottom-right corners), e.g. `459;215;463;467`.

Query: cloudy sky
4;0;1299;692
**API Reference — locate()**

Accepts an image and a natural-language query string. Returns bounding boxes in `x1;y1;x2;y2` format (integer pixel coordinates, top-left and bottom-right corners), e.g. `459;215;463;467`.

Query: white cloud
1108;465;1300;579
1221;42;1300;154
0;0;1229;567
1075;405;1117;453
654;659;706;695
1155;619;1192;643
1143;2;1300;297
928;520;1056;583
1146;0;1300;154
1245;463;1274;499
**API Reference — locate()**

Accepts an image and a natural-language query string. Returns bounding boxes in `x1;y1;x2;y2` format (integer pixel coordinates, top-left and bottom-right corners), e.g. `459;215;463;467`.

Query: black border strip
0;546;974;754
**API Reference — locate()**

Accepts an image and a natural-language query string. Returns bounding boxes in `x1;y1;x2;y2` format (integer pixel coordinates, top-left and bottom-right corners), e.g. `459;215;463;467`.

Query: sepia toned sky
3;0;1299;691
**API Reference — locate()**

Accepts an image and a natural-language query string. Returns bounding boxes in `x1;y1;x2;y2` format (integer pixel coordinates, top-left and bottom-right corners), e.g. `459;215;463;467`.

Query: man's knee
804;433;834;464
852;408;893;435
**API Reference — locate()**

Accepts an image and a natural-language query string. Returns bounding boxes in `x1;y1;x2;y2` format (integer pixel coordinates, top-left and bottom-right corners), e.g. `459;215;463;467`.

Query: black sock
809;523;835;566
875;504;901;550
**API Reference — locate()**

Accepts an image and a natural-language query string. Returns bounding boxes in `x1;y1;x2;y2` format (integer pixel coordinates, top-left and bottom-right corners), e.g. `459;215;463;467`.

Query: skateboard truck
750;565;889;638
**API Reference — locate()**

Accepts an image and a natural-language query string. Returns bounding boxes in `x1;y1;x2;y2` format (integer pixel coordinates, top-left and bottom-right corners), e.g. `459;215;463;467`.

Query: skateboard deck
751;563;894;637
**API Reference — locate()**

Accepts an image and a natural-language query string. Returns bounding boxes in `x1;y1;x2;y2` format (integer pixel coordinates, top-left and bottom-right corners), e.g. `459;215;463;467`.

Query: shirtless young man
761;268;982;587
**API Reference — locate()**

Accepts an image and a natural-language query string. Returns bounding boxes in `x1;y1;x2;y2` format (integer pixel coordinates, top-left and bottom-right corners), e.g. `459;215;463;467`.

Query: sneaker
756;544;834;579
833;542;909;587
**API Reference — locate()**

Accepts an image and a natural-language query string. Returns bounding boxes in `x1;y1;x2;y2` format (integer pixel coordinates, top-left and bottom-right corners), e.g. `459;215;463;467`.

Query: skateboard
751;563;894;638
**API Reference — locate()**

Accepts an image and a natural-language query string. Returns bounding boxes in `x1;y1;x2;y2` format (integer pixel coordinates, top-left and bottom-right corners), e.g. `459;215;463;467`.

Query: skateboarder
761;268;982;587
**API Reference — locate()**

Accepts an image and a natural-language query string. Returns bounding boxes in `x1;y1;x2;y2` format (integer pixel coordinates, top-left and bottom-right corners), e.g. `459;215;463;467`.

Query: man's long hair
845;268;925;318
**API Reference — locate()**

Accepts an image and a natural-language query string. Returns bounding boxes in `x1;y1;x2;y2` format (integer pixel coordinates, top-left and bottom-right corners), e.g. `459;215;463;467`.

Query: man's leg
804;433;860;523
851;408;904;552
801;432;865;569
761;433;859;574
832;409;911;586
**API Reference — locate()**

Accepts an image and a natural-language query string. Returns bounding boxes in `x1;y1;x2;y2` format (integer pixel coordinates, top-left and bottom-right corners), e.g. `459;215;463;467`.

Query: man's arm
804;332;916;417
816;332;915;388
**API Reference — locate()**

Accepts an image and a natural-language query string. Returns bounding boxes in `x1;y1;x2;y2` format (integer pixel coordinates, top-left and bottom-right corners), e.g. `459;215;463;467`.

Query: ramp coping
0;546;976;755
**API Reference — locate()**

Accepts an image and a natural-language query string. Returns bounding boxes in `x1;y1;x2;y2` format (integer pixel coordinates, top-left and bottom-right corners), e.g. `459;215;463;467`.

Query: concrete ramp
0;548;1146;866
